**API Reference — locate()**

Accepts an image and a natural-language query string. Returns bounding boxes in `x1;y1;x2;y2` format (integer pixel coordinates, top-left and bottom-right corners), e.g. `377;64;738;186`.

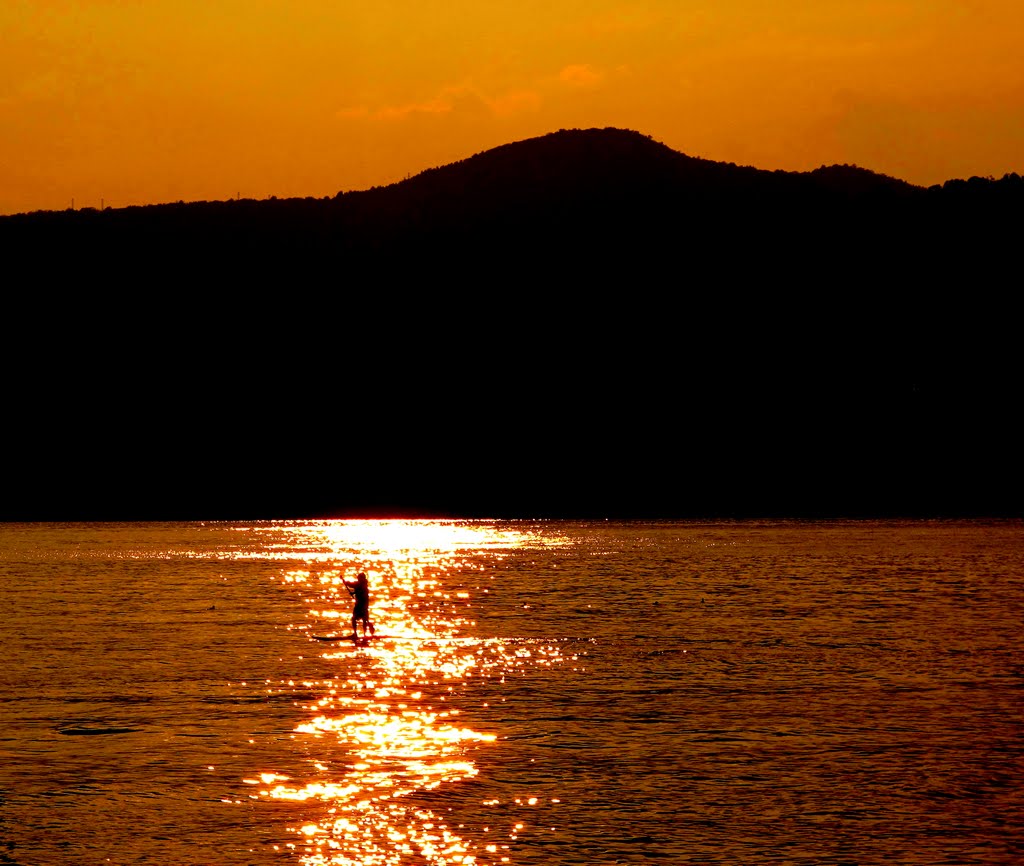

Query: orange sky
3;1;1022;215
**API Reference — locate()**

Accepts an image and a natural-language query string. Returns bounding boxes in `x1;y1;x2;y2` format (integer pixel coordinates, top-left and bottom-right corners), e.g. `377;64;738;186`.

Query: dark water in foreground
1;520;1022;865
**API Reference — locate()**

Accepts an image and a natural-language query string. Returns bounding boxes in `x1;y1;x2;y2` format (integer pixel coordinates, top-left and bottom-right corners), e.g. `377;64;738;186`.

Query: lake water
1;519;1021;865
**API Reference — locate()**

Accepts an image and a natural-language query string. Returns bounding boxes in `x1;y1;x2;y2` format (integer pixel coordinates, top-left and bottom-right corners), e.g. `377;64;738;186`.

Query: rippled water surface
1;520;1022;865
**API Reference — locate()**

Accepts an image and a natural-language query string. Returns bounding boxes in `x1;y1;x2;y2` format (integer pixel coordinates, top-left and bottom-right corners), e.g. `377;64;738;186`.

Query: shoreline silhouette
2;128;1018;523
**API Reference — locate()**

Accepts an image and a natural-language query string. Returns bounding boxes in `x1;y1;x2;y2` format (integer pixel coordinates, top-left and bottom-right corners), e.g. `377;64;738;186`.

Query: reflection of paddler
344;572;374;638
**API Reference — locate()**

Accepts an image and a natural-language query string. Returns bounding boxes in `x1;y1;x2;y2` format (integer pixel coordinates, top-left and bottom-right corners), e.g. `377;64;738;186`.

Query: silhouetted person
344;572;374;639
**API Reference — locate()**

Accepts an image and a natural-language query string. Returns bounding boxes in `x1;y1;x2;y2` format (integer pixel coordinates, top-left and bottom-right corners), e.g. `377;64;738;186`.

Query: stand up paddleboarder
344;572;374;639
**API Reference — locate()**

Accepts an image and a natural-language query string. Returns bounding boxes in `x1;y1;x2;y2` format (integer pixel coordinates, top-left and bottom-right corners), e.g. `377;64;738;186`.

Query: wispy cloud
335;62;615;125
337;83;544;123
558;64;606;87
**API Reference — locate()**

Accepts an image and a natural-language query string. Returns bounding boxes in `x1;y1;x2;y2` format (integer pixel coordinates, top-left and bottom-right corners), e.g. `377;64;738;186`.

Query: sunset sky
3;1;1022;215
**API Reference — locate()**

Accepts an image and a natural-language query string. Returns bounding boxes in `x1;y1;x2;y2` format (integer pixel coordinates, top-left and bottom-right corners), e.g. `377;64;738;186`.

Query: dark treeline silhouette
4;127;1021;282
2;128;1020;521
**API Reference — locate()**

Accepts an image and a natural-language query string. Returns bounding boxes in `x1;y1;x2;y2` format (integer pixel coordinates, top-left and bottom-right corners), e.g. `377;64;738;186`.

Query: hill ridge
1;125;1019;286
3;125;990;219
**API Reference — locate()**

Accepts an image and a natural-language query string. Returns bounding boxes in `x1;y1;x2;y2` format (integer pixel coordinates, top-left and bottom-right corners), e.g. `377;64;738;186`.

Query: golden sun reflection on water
251;521;569;865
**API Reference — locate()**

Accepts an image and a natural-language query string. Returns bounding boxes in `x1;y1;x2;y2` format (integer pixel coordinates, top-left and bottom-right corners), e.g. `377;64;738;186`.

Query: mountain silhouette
4;127;1018;283
375;127;919;210
2;128;1019;521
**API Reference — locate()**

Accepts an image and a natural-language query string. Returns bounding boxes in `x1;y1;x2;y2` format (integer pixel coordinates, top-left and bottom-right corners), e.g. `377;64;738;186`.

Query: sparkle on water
246;520;569;865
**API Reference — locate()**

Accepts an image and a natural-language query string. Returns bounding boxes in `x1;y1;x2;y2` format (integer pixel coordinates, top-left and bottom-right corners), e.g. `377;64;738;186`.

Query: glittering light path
246;521;570;865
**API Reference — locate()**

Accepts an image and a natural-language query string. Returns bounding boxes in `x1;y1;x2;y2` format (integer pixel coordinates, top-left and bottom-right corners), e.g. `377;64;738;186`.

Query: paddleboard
310;633;473;644
312;634;381;642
